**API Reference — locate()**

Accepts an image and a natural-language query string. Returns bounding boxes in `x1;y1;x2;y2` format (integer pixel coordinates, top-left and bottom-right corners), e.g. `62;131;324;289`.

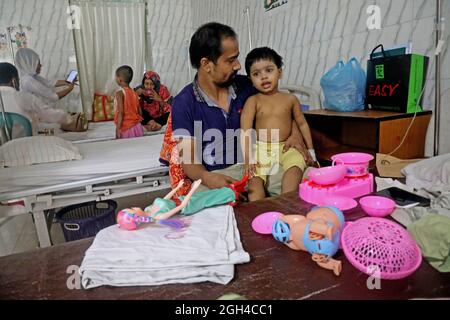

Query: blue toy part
310;206;345;229
272;219;291;243
303;206;345;257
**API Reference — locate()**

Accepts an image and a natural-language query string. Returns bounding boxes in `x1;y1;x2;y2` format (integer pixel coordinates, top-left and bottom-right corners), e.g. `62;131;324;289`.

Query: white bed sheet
0;135;166;194
40;121;165;144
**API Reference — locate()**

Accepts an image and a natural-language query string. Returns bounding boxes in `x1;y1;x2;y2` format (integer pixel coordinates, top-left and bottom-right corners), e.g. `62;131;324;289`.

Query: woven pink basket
341;217;422;280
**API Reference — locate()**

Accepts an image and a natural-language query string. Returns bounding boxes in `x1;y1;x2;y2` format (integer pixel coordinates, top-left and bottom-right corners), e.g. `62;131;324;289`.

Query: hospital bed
40;121;166;144
0;135;170;248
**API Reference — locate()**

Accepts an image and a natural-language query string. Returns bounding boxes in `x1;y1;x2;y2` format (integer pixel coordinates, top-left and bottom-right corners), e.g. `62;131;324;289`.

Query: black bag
366;44;429;113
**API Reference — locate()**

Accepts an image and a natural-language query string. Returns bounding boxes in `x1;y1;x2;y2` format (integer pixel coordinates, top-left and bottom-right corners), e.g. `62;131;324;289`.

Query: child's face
116;74;124;86
249;59;282;94
143;79;155;90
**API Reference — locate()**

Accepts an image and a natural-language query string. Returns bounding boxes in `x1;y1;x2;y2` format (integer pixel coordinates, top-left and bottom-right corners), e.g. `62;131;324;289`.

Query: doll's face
143;79;155;91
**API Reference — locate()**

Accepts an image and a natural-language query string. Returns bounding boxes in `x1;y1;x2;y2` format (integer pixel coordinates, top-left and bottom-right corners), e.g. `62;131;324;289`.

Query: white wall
146;0;194;95
0;0;447;154
191;0;450;156
0;0;82;113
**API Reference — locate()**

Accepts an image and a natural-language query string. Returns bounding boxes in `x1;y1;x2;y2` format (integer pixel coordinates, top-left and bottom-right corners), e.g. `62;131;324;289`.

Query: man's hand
283;135;315;166
66;82;75;92
202;171;238;189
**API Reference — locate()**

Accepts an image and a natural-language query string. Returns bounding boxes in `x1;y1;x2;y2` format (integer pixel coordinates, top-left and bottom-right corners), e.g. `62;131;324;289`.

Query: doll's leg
152;180;203;221
312;254;342;276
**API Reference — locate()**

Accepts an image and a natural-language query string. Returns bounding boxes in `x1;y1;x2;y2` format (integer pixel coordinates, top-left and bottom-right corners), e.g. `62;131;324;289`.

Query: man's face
209;37;241;88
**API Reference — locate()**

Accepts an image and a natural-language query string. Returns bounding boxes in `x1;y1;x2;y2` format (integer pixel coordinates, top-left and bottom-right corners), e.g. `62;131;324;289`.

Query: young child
114;65;144;139
136;71;172;132
241;47;317;201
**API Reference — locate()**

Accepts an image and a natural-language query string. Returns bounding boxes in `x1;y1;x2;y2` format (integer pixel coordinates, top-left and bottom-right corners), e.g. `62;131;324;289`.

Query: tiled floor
0;189;169;257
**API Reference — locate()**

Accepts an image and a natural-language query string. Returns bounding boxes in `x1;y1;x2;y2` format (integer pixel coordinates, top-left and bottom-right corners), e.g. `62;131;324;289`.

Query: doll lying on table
272;206;345;276
117;175;249;231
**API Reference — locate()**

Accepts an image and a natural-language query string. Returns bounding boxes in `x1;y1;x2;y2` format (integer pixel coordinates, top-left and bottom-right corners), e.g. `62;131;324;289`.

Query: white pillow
0;136;82;167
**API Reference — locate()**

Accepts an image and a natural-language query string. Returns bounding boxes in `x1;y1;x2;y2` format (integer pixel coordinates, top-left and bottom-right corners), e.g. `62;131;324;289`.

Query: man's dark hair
116;65;133;84
245;47;284;76
0;62;19;86
189;22;237;69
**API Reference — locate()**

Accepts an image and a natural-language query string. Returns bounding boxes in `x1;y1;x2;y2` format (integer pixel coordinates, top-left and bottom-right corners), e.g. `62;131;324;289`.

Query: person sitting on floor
135;71;173;132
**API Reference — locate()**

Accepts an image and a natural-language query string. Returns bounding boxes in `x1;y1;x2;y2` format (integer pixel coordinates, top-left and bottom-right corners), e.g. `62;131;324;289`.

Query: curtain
70;0;146;119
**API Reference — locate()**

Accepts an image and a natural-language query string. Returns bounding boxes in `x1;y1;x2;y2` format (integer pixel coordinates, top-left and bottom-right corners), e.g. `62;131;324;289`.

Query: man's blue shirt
172;75;256;171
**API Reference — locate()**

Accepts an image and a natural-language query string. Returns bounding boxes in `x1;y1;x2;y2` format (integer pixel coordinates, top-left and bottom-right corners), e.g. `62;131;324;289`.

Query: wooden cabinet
303;110;432;163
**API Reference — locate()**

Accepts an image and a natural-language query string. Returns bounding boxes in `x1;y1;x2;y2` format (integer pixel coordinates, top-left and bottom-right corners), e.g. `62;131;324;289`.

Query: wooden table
0;192;449;300
303;110;432;163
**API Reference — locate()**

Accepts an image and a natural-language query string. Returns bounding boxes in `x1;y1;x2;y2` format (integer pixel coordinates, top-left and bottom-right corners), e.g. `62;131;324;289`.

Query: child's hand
135;87;145;95
115;128;121;139
147;120;162;131
244;164;256;178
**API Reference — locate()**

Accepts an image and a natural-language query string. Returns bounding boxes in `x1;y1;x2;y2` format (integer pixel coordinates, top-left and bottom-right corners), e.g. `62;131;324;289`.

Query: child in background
135;71;173;132
114;65;144;139
241;47;317;201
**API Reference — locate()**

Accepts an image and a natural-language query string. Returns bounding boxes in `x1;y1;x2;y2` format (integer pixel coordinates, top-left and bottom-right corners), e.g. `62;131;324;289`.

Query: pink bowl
359;196;396;217
332;152;374;177
308;165;347;185
252;211;282;234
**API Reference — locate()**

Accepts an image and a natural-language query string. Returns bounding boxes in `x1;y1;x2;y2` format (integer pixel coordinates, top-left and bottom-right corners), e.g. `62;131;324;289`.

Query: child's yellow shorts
254;141;307;184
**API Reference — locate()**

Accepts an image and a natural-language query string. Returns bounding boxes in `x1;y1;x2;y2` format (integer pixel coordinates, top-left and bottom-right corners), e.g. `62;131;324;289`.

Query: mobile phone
66;70;78;83
376;187;430;207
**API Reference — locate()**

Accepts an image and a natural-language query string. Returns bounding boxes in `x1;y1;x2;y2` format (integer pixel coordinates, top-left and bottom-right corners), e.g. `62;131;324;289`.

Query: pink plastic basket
341;218;422;280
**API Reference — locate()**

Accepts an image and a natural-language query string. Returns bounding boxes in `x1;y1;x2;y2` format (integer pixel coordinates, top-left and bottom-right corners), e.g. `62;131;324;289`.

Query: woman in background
14;48;74;107
0;62;74;138
135;71;172;132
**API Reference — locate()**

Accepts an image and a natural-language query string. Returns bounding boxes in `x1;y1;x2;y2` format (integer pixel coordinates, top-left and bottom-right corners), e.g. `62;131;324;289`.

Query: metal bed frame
0;166;169;247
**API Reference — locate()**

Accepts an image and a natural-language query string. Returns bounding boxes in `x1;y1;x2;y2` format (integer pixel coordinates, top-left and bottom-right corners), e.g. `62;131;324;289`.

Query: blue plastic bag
320;58;366;112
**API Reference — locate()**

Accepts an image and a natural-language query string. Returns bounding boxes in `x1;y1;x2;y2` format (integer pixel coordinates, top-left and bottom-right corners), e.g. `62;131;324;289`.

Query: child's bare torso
254;92;295;142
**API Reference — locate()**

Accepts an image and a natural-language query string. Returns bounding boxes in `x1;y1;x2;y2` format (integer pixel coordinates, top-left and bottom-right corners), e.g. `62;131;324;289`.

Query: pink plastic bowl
332;153;374;177
252;211;282;234
359;196;396;217
308;165;347;185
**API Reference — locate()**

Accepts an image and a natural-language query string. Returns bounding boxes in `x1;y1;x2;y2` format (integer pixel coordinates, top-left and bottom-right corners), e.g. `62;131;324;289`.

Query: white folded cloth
402;153;450;192
79;205;250;289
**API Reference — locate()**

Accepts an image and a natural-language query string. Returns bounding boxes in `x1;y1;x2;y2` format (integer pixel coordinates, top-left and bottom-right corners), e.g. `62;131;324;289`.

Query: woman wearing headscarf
135;71;173;132
14;48;75;107
0;62;74;137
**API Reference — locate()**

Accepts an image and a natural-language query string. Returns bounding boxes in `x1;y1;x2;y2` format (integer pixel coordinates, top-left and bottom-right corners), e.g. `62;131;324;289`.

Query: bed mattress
0;135;167;195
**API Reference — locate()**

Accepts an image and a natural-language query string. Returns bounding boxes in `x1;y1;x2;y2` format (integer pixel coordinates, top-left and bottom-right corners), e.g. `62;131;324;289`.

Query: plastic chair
280;85;322;110
0;112;33;140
